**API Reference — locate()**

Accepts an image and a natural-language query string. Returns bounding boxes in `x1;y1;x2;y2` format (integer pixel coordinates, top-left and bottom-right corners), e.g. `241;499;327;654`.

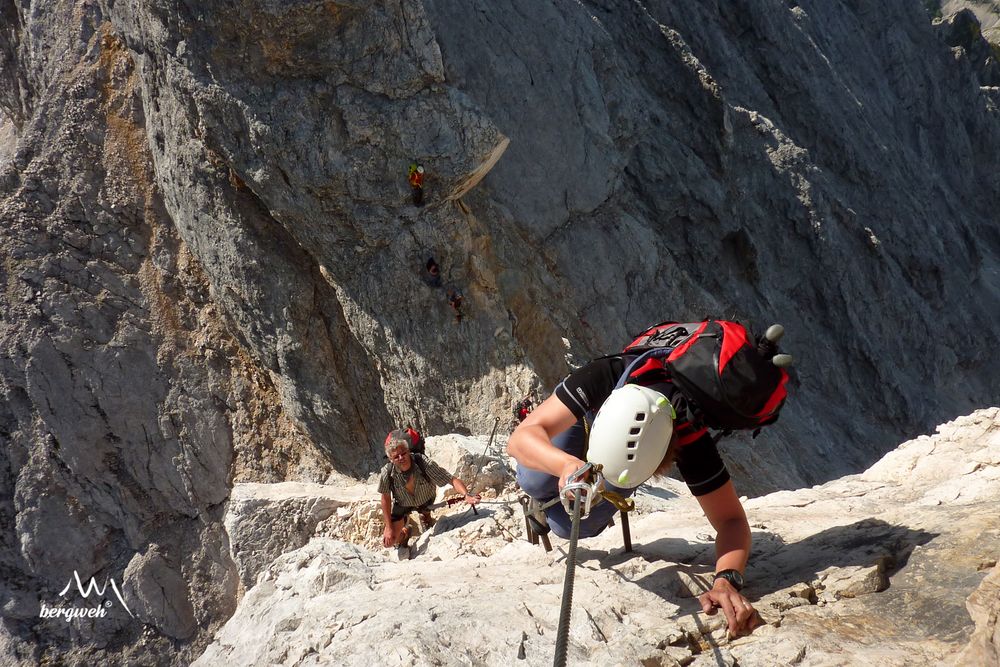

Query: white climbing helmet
587;385;675;488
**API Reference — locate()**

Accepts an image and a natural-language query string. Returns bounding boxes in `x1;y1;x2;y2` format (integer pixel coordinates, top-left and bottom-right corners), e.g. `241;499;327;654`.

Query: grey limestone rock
224;435;514;592
194;408;1000;666
123;548;197;640
815;561;890;600
942;0;1000;44
952;563;1000;666
2;0;1000;664
224;481;370;591
936;7;1000;85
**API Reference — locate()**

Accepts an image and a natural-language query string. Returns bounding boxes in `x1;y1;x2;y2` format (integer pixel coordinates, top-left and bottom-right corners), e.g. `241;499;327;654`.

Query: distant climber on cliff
425;256;442;287
379;429;480;548
408;162;425;207
507;319;793;639
447;288;464;323
514;395;534;424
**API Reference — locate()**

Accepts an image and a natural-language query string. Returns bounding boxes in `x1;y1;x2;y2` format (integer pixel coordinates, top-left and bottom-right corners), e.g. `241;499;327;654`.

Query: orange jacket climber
408;163;425;206
408;165;424;189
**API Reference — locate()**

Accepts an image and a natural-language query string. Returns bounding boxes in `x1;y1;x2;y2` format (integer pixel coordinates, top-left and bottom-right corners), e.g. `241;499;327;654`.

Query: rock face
225;435;512;591
1;0;999;664
194;409;1000;666
937;5;1000;85
225;481;371;592
954;563;1000;666
943;0;1000;45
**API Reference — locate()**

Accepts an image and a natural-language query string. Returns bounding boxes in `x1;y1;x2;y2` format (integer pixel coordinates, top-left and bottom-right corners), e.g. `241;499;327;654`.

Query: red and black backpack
623;319;789;432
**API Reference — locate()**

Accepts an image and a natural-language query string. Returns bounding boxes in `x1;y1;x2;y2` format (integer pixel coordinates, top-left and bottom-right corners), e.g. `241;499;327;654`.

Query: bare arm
695;480;751;573
380;492;397;547
506;394;583;488
694;480;760;637
380;492;393;527
450;478;480;505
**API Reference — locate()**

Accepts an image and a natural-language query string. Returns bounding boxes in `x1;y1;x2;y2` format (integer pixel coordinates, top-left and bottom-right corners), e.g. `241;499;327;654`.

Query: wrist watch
713;569;745;591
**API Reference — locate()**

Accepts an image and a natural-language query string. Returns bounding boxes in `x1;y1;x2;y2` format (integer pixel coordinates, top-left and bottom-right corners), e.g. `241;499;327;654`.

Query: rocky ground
195;409;1000;666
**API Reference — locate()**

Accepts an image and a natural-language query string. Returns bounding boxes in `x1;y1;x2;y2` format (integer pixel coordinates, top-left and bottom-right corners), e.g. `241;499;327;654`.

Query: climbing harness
519;486;636;553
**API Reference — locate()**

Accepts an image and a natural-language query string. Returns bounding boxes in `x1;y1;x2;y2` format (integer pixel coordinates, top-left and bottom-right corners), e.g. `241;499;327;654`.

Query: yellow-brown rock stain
91;25;333;484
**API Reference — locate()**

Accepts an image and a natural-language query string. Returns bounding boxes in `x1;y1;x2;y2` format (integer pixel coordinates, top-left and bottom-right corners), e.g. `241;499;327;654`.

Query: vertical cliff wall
421;0;1000;484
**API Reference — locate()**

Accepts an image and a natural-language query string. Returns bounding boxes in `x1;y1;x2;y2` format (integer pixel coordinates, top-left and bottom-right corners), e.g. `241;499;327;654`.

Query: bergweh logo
38;571;135;622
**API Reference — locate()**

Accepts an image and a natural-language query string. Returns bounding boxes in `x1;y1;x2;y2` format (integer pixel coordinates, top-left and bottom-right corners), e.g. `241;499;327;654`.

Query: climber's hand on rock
699;579;762;639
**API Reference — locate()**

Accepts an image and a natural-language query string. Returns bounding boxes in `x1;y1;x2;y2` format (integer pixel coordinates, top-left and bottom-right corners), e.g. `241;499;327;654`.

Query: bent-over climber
379;429;480;548
507;319;792;638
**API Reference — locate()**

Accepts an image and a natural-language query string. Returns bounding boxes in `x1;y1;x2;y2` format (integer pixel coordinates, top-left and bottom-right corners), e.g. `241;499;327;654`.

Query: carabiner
559;463;603;517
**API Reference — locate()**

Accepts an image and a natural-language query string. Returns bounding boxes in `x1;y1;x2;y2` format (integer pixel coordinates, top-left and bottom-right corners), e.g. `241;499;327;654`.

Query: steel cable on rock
456;416;502;517
465;416;502;496
553;491;583;667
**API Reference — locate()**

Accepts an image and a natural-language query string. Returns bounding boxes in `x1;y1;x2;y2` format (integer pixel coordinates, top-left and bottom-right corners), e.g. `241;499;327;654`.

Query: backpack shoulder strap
614;348;674;389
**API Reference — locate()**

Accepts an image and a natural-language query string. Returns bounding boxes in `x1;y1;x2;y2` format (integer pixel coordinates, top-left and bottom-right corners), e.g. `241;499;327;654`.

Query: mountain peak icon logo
58;571;134;618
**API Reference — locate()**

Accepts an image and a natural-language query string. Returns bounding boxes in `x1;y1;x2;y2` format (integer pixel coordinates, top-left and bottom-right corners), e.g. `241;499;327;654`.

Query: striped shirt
377;454;454;508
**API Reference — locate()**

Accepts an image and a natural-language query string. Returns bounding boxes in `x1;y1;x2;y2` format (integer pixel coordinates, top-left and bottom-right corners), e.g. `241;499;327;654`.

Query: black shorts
390;500;433;522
